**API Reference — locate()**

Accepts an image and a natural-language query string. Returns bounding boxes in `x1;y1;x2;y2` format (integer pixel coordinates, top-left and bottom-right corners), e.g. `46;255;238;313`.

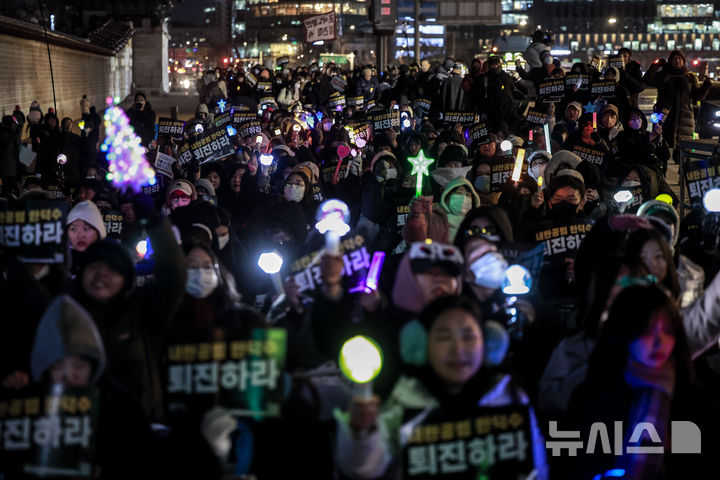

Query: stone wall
0;16;132;122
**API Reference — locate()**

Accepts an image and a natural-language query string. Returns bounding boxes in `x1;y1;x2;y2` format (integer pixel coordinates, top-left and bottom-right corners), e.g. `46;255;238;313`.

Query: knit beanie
67;201;107;239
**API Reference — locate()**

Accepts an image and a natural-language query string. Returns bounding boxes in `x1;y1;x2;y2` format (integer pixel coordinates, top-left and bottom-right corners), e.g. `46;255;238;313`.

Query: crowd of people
2;33;720;479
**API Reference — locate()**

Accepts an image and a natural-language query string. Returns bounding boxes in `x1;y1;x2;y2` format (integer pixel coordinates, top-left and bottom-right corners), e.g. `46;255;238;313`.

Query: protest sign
491;156;526;189
684;159;720;210
237;120;263;140
413;98;432;118
166;328;287;417
155;151;176;178
534;221;593;264
402;405;533;479
347;96;364;107
188;127;235;164
568;144;607;169
233;110;258;125
0;385;100;478
213;112;232;129
564;74;589;91
303;11;336;43
467;122;489;148
0;200;67;263
289;233;370;293
590;80;616;99
102;210;124;240
537;79;565;103
370;110;400;132
331;75;347;92
607;54;625;70
524;109;550;126
329;92;346;109
157;118;185;140
443;112;479;126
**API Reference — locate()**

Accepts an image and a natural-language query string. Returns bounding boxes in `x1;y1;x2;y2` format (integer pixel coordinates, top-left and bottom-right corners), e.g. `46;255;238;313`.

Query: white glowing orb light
500;140;513;152
78;121;85;130
56;154;67;165
402;118;411;129
292;124;301;132
256;135;264;144
194;124;204;134
226;125;237;137
614;190;633;204
339;336;383;384
258;251;285;294
316;199;351;254
703;188;720;212
355;137;367;148
502;264;532;295
259;154;274;166
136;240;148;257
258;251;283;274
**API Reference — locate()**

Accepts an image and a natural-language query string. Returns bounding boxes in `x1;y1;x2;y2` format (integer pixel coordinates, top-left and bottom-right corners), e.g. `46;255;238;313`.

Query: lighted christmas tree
100;97;156;191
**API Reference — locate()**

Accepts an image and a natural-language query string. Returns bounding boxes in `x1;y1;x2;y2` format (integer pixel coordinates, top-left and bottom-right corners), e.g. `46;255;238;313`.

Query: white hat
66;200;107;239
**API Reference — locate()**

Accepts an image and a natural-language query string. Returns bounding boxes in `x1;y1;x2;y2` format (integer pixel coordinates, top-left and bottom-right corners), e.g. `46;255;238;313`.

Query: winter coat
644;61;712;147
72;218;186;419
440;73;465;112
356;76;380;102
27;295;157;480
439;176;481;242
126;105;157;148
616;108;666;171
471;68;516;133
334;372;549;479
0;124;20;180
538;267;720;415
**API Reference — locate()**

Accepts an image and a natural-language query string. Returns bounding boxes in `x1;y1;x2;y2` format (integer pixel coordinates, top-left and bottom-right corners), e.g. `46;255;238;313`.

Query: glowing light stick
537;176;543;189
259;154;274;167
315;199;351;254
217;99;227;113
100;98;156;192
528;129;533;142
655;193;673;205
614;189;633;213
56;154;67;165
511;148;526;182
543;123;552;154
349;251;386;294
226;125;237;137
703;188;720;212
334;144;351;182
339;335;383;398
258;251;284;294
408;150;434;197
592;112;597;131
502;264;532;295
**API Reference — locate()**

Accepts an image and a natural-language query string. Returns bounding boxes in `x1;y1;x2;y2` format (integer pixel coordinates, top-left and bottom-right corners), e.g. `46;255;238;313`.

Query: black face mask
550;201;579;221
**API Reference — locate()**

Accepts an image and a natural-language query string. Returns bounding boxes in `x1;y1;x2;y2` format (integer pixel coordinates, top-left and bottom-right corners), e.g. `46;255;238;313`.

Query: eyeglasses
459;224;500;242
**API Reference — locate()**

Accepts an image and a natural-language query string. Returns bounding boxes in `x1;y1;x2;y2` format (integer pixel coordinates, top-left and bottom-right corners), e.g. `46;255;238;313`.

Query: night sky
170;0;209;26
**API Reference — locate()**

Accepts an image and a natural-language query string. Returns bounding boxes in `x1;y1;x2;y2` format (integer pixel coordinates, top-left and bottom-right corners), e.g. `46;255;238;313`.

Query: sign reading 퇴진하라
188;127;235;164
0;200;67;263
157;118;185;140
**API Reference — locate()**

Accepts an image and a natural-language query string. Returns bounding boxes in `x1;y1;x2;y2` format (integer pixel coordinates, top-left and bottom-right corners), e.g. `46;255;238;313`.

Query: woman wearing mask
334;295;548;479
610;165;678;212
162;179;196;215
357;152;404;245
597;103;624;164
440;178;480;242
563;113;612;172
282;169;316;227
617;108;668;173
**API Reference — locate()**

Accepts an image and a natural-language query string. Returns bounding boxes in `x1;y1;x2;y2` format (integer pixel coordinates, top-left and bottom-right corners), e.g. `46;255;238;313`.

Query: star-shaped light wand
408;150;434;197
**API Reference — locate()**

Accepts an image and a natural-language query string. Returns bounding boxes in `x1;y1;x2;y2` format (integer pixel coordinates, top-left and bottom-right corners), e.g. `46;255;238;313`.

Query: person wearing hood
643;49;713;151
617;107;668;173
71;192;186;419
357;151;403;244
608;164;678;212
202;161;228;195
20;295;157;480
430;143;471;198
440;177;480;242
523;29;552;70
334;295;548;480
195;177;217;206
517;50;556;92
187;103;213;134
282;167;317;228
597;103;624;165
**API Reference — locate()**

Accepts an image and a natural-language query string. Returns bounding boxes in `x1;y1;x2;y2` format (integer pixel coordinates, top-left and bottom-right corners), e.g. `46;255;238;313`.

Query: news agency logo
545;421;701;457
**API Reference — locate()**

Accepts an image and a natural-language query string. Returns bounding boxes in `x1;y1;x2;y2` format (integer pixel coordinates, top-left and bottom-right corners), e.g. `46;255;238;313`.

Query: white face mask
448;193;472;216
628;118;642;131
386;168;398;180
467;252;508;289
186;267;219;299
622;180;641;188
218;234;230;250
543;56;554;65
284;184;305;202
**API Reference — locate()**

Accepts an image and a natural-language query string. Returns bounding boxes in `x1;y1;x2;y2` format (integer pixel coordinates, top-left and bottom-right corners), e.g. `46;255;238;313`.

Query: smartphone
393;104;399;110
